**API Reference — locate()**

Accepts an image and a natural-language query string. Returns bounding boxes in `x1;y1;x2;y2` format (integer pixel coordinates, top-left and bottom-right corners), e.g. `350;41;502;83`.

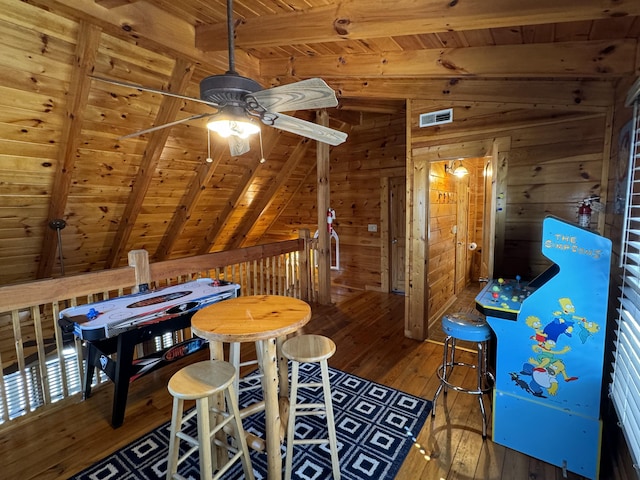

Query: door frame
404;136;509;340
380;168;407;293
390;176;406;293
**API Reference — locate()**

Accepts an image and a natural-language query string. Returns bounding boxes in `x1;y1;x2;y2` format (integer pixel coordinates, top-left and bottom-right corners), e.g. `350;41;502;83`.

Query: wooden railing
0;231;317;427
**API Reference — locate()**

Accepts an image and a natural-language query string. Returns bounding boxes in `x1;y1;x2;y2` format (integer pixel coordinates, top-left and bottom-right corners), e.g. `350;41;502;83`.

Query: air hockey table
475;216;611;479
59;278;240;427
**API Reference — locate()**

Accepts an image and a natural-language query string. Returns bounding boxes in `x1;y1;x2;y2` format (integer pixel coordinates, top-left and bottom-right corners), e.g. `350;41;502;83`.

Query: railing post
299;229;311;302
128;249;150;293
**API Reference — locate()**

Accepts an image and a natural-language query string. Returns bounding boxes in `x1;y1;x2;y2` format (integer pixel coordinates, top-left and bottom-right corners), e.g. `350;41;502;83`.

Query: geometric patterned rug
69;365;432;480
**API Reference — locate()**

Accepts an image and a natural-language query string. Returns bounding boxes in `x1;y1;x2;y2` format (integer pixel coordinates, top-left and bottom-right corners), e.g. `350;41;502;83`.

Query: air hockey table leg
83;342;99;400
111;332;137;428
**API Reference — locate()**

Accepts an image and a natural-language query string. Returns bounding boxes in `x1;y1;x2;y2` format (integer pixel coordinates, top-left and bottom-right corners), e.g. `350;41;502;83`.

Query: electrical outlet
368;224;378;232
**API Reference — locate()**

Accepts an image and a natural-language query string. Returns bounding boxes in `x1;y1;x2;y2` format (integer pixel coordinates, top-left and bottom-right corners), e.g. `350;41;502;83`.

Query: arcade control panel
475;276;536;320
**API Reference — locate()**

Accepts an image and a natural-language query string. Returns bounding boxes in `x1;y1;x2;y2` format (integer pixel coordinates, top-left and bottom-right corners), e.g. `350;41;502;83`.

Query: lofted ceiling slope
0;0;639;284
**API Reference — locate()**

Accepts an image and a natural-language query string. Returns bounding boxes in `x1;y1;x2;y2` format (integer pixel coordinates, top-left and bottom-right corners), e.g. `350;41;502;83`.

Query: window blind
0;333;177;423
0;350;83;422
611;77;640;473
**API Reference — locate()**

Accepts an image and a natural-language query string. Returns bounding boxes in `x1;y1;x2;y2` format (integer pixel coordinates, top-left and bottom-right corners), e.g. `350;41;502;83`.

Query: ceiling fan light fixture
207;105;260;139
207;118;260;139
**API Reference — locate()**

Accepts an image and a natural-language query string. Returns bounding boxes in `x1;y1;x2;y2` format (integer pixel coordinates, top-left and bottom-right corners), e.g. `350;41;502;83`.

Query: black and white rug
70;365;431;480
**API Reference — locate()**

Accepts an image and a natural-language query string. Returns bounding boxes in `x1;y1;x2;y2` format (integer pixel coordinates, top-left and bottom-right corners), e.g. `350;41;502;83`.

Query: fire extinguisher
578;201;592;228
327;208;335;233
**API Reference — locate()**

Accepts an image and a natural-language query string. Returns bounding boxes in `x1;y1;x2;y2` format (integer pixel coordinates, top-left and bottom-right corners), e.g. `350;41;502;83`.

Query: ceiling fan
91;0;347;157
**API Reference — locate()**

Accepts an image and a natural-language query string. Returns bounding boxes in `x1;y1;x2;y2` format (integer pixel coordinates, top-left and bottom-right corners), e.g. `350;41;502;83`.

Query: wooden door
390;176;406;293
455;179;470;293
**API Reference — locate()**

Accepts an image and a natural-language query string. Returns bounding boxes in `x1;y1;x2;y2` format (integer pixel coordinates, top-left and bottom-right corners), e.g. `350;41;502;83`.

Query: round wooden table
191;294;312;480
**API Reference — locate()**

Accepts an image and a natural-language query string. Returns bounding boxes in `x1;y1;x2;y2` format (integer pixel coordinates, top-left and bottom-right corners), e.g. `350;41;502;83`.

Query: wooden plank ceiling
0;0;639;284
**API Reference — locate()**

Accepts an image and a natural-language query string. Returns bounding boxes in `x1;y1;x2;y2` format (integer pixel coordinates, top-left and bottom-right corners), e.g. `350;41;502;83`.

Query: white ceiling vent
419;108;453;128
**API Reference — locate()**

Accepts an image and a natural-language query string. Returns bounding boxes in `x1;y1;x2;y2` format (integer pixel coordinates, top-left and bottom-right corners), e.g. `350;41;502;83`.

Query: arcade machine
475;216;611;479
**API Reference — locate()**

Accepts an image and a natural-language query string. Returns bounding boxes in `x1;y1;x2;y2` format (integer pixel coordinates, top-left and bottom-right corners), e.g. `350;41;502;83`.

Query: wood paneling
407;90;610;338
260;112;406;292
0;0;635;287
0;0;637;471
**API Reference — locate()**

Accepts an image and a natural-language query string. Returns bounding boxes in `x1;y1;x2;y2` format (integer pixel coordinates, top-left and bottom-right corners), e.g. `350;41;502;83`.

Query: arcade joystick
516;275;521;288
498;278;504;286
492;292;499;302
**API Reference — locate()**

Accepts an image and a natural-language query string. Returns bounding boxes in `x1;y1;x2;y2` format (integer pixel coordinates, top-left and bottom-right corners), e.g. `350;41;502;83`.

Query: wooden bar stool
282;334;340;480
228;341;265;416
165;360;255;480
432;312;494;439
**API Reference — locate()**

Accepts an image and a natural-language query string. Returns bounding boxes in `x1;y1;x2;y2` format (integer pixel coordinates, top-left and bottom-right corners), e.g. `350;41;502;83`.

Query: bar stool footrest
436;363;493;395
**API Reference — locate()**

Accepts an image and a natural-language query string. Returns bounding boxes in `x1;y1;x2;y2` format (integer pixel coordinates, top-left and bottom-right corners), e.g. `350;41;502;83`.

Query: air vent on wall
419;108;453;128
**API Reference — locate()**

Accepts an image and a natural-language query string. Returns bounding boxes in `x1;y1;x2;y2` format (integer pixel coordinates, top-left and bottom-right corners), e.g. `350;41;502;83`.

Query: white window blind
0;350;83;423
0;333;178;424
611;77;640;473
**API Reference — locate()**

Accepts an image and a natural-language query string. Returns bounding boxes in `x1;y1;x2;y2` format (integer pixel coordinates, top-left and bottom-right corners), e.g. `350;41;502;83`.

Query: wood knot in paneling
333;18;351;36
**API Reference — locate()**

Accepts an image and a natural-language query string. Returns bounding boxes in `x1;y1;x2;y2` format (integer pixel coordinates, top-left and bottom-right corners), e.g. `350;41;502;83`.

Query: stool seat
442;312;491;342
168;360;235;399
282;334;336;363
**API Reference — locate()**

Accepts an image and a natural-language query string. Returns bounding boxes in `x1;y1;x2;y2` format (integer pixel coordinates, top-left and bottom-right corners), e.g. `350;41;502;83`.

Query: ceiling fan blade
227;136;251;156
118;113;213;140
266;113;347;146
90;75;221;108
248;78;338;113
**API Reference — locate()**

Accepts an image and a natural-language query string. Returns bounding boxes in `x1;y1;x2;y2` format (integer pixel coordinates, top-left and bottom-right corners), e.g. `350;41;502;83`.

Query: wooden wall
405;81;615;339
502;116;610;277
261;111;406;292
416;107;609;280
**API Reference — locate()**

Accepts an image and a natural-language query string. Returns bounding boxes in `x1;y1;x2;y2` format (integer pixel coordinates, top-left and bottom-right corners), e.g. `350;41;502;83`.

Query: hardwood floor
0;287;623;479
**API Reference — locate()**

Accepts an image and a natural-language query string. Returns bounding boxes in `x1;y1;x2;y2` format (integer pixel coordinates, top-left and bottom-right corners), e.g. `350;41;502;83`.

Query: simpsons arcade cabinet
476;215;611;479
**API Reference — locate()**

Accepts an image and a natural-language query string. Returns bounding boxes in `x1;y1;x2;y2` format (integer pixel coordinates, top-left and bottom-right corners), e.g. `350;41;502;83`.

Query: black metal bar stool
431;312;494;439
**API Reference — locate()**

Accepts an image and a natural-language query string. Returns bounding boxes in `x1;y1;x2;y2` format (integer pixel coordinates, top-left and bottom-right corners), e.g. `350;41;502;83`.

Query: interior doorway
426;157;490;341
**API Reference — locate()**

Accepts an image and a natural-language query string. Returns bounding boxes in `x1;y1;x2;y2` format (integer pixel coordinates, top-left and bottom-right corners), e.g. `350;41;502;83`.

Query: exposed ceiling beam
262;39;637;79
327;78;615;108
37;21;101;279
104;58;195;268
195;0;640;51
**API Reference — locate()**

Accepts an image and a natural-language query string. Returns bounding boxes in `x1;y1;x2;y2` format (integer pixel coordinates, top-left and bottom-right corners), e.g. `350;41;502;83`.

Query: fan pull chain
259;128;266;163
206;129;213;163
